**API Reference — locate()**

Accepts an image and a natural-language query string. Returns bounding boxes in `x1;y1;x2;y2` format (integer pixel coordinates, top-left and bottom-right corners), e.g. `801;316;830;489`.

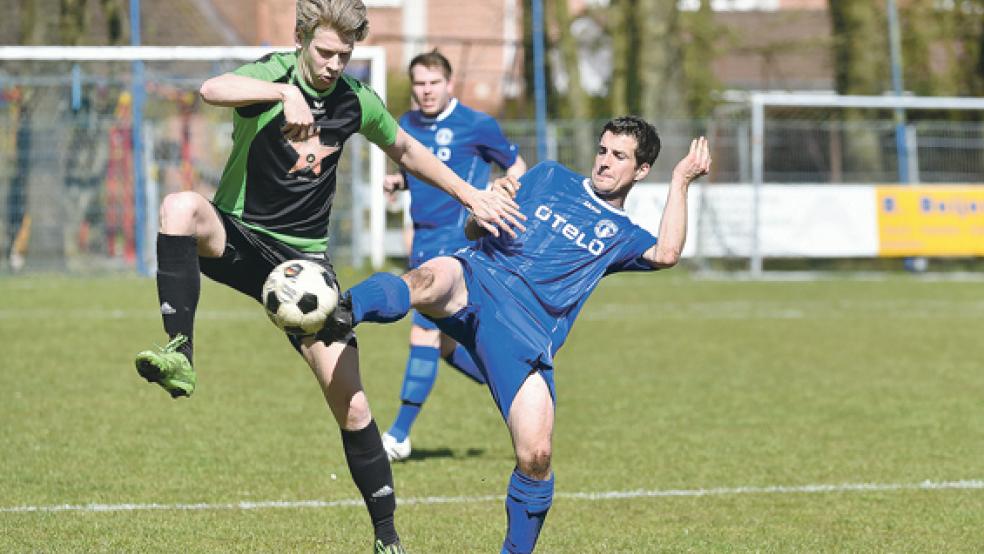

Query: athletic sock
502;468;554;554
388;345;440;441
348;273;411;325
443;344;486;384
155;233;199;363
340;420;399;546
388;403;420;443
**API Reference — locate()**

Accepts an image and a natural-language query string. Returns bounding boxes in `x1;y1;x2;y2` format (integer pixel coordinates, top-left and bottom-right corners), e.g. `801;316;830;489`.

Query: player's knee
335;392;372;430
404;267;440;305
159;191;201;230
516;445;552;479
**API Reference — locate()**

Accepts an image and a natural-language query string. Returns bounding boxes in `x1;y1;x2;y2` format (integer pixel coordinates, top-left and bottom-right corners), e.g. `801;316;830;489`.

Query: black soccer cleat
320;290;354;343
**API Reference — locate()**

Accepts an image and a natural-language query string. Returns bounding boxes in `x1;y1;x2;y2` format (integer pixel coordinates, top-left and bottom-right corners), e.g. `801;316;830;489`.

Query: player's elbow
652;246;681;268
198;79;218;104
198;74;235;105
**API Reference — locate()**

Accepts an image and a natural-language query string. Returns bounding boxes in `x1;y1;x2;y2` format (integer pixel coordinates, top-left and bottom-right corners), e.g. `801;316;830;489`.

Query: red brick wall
417;0;516;114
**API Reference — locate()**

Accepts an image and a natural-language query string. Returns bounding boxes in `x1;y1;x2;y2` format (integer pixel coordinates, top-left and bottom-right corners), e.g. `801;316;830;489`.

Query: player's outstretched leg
337;257;465;333
135;233;199;398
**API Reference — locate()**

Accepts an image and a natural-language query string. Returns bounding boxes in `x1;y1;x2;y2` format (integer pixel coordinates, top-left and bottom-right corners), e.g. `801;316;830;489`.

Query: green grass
2;270;983;552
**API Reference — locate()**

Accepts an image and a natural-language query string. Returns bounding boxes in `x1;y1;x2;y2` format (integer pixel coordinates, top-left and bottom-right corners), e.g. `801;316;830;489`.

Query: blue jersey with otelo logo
460;160;658;356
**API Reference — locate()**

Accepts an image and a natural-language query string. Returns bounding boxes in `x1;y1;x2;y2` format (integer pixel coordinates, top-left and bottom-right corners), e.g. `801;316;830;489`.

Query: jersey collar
417;98;458;123
293;71;338;98
582;178;628;216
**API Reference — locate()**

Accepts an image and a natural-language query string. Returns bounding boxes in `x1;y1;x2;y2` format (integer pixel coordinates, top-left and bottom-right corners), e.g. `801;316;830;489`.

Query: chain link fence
1;63;982;273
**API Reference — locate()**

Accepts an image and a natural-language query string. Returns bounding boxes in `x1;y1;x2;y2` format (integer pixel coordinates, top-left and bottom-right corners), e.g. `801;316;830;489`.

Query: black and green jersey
213;51;398;252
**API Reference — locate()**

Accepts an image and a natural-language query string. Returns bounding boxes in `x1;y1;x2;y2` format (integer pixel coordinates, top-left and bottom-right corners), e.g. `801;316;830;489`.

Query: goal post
0;45;389;273
747;92;984;275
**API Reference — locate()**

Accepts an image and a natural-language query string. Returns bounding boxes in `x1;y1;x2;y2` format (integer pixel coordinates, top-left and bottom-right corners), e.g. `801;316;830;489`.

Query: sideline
4;479;982;514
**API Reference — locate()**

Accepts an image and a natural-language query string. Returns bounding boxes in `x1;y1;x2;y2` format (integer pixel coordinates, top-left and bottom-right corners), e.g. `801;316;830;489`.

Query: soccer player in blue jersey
328;117;711;552
380;50;527;462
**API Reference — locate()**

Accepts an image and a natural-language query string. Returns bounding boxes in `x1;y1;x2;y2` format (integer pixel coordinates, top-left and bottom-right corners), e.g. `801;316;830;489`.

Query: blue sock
388;345;440;442
502;469;554;554
388;403;420;443
348;273;411;325
443;344;486;384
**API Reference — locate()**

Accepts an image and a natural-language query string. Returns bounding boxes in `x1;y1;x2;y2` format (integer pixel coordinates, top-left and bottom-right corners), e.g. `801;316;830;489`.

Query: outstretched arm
383;128;526;238
642;137;711;269
199;73;316;142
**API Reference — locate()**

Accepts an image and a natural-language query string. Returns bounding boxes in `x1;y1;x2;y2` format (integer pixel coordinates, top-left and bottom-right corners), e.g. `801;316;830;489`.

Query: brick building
206;0;835;114
0;0;837;113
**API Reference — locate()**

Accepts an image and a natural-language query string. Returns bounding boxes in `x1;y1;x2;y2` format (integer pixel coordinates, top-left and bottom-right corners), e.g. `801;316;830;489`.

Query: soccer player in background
380;49;527;462
131;1;522;552
330;117;711;552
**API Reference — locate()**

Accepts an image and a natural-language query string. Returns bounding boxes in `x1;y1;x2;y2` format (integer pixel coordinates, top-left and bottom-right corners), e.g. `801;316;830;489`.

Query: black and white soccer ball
262;260;339;336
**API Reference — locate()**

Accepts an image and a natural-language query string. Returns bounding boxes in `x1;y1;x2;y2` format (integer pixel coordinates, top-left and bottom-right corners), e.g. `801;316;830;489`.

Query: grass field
2;269;983;552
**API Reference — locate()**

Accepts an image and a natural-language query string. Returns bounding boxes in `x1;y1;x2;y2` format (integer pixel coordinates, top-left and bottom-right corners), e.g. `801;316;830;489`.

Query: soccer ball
262;260;339;336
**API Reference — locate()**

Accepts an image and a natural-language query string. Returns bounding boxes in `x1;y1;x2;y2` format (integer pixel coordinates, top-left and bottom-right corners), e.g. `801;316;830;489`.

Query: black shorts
200;206;356;348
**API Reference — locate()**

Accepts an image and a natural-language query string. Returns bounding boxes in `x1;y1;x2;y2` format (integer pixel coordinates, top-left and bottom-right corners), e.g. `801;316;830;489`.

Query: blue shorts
426;253;556;420
409;226;469;270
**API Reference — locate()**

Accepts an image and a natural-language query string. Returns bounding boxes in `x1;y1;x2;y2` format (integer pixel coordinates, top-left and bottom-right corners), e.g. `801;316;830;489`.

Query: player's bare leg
300;339;402;550
404;256;468;317
135;192;225;398
328;255;465;335
502;373;555;553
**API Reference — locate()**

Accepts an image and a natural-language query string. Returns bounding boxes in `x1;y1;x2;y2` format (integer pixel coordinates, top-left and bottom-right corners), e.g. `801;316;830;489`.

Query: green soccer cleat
373;539;406;554
135;334;196;398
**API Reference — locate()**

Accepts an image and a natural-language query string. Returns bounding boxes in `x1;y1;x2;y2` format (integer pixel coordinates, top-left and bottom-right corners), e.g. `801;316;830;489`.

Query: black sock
155;233;199;363
341;420;399;545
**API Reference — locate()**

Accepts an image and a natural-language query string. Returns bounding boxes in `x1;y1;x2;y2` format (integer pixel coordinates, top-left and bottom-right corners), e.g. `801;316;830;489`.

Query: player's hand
672;136;712;185
467;188;526;238
490;176;521;200
280;85;316;142
383;173;406;203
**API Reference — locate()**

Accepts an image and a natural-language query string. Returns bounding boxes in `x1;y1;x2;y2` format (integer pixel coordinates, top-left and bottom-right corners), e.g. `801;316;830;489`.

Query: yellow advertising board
876;185;984;256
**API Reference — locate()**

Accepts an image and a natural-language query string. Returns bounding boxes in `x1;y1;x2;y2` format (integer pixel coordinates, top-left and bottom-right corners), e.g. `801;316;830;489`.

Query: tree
607;0;632;117
680;0;720;119
549;0;590;121
636;0;682;119
828;1;886;179
829;2;886;96
60;0;89;45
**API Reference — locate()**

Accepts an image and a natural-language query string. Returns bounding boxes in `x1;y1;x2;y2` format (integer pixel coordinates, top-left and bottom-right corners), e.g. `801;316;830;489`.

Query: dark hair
408;49;453;80
601;116;661;167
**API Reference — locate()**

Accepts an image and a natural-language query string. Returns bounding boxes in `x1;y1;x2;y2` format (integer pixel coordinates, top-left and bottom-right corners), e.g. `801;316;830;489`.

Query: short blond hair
296;0;369;43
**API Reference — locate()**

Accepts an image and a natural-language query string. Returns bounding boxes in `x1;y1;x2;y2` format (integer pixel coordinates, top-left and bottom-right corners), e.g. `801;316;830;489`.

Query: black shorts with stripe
199;205;356;348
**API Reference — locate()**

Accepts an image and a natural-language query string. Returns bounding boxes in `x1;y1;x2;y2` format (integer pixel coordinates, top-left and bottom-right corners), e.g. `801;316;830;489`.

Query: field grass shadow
406;447;486;462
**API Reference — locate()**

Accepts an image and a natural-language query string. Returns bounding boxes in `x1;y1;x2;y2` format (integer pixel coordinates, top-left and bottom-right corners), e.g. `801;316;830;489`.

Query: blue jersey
459;161;658;355
400;99;519;231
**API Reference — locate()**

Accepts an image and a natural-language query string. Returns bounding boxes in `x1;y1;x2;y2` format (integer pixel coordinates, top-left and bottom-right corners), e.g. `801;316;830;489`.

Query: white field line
3;479;982;514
